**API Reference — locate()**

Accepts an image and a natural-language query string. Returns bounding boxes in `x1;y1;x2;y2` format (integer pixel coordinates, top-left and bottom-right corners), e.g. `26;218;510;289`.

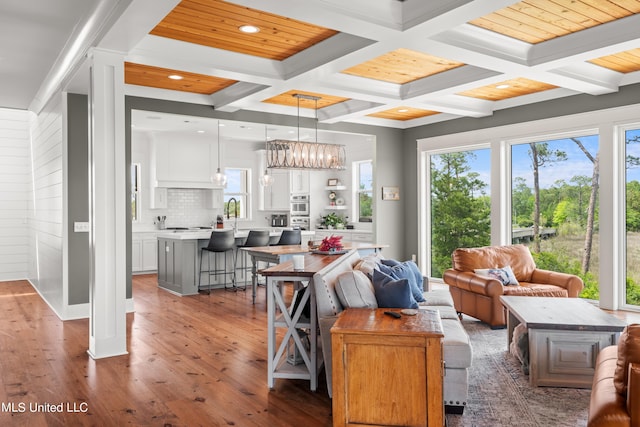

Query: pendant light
259;124;274;187
213;120;227;187
265;93;346;170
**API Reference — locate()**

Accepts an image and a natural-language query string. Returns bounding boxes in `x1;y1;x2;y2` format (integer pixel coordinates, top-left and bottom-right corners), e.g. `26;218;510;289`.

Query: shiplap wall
0;108;31;280
28;94;64;314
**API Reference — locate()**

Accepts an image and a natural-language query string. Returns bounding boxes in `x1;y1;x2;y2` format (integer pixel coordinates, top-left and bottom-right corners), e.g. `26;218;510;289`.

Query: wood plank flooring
0;276;332;426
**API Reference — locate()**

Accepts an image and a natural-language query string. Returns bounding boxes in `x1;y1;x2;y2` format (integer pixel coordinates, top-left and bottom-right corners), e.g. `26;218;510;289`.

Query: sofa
588;324;640;427
443;244;584;328
313;250;472;414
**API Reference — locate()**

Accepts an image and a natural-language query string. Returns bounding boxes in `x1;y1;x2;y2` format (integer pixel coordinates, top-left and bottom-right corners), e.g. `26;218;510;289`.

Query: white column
87;48;128;359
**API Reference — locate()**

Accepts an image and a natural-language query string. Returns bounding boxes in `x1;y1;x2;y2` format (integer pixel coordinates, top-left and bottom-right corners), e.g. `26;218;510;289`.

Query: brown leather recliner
443;244;584;328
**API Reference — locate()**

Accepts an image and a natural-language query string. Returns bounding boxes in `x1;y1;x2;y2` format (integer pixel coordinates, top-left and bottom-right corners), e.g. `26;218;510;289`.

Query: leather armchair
443;244;583;327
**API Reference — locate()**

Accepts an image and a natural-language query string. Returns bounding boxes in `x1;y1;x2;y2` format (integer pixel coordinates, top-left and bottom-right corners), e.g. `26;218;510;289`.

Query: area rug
446;318;591;427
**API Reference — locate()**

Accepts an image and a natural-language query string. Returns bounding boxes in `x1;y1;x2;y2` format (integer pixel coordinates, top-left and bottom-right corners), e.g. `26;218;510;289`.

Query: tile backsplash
138;188;219;230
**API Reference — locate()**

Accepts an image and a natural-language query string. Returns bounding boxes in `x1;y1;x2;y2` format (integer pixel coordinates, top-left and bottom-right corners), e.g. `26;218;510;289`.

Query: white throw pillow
474;265;520;286
335;270;378;309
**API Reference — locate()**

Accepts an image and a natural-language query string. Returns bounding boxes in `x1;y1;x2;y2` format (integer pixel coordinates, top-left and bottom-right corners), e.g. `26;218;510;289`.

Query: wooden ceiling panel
151;0;338;61
469;0;639;44
341;48;465;84
367;106;439;121
262;90;350;109
124;62;237;94
457;77;557;101
589;48;640;73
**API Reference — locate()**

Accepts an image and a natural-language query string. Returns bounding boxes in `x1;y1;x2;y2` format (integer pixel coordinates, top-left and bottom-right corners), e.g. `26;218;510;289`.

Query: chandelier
266;94;346;170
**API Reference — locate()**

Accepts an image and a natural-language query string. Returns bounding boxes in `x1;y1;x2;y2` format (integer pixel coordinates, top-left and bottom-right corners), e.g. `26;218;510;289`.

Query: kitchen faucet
226;197;238;231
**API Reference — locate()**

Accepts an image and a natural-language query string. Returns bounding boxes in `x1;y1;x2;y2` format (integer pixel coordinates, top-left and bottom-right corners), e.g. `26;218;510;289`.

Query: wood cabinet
331;308;444;427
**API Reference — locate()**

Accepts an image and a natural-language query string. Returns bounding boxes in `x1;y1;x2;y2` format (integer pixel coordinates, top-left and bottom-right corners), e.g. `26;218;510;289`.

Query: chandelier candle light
266;94;346;170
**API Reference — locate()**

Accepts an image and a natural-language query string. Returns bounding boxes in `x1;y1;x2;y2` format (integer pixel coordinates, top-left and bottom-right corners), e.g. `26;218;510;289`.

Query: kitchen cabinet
132;233;159;273
149;187;167;209
314;230;372;243
331;308;445;427
261;169;290;211
157;237;199;295
290;170;310;194
151;138;218;189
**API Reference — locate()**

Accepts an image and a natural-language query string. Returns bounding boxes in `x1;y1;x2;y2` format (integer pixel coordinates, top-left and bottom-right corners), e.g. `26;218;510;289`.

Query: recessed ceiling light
496;84;510;89
168;74;183;80
398;109;409;113
197;130;205;133
239;25;260;34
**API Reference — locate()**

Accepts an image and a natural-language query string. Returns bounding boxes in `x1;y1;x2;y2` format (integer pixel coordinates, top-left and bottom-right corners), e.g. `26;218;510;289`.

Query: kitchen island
156;228;315;296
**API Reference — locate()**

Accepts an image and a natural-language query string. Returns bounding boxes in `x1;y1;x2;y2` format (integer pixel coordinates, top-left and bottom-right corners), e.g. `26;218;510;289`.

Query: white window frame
131;162;141;223
224;167;251;220
353;160;373;223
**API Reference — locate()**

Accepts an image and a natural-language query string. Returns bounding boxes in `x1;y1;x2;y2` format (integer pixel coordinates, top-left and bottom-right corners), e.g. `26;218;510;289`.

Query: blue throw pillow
378;262;426;303
372;269;418;309
380;258;402;267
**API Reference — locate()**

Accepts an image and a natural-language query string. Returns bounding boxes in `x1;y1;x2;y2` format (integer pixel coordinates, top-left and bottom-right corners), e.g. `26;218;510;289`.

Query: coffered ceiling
5;0;640;129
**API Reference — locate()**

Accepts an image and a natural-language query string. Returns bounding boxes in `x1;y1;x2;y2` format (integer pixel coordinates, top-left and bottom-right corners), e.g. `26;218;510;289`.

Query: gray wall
401;82;640;262
67;94;91;304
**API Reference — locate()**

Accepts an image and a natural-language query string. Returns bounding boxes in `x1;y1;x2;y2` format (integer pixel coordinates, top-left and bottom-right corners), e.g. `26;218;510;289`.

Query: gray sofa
313;250;472;414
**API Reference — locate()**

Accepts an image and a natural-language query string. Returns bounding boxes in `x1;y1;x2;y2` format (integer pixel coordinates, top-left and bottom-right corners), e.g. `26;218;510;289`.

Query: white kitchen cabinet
149;187;167;209
263;169;290;210
290;170;310;194
132;233;159;273
151;138;218;189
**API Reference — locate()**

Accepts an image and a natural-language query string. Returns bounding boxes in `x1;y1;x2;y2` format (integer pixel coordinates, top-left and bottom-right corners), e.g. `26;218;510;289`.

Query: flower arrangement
318;235;344;252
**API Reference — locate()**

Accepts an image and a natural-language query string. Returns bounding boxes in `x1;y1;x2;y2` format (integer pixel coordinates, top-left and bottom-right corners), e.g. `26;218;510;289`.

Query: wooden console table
261;253;347;391
331;308;445;427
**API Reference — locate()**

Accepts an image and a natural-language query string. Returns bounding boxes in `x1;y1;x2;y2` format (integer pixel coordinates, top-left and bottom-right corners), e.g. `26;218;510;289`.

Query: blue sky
459;130;640;191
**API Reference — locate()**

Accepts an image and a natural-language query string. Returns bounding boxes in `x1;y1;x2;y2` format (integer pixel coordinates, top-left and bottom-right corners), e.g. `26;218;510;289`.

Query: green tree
430;152;490;277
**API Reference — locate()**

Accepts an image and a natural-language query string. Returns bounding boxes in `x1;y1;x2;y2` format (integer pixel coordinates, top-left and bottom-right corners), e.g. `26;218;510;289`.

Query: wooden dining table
239;242;387;304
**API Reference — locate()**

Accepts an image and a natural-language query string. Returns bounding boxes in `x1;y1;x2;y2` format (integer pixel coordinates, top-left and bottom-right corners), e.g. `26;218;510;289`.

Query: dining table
239;242;387;304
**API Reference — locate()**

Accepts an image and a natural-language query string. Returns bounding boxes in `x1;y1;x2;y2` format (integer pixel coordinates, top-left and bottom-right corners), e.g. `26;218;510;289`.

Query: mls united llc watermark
1;401;88;413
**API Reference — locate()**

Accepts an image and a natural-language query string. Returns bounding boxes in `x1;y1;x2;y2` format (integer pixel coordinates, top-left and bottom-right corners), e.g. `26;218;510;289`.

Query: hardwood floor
0;276;332;426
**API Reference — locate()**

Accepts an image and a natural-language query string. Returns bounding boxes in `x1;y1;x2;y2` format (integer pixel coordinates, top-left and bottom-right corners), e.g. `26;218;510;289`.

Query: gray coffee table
500;296;626;388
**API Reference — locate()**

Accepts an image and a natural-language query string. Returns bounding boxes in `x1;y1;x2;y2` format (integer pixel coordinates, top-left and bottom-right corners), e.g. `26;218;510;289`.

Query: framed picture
382;186;400;201
327;178;339;186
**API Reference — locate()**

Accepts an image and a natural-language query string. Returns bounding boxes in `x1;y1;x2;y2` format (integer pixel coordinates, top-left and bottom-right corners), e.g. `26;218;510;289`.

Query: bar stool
199;229;236;293
274;229;301;245
234;230;270;291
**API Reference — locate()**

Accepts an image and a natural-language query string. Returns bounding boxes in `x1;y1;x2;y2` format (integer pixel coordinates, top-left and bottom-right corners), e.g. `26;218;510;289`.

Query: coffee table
500;296;627;388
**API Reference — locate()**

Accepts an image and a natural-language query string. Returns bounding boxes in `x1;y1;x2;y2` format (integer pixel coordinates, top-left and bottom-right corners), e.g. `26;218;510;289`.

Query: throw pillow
335;270;378;309
378;262;426;302
372;269;418;309
614;323;640;396
475;265;520;286
380;258;401;267
353;254;383;277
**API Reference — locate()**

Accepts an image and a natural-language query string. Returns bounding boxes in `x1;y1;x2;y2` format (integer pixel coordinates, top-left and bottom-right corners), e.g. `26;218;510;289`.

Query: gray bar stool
234;230;270;291
274;229;301;245
199;229;236;293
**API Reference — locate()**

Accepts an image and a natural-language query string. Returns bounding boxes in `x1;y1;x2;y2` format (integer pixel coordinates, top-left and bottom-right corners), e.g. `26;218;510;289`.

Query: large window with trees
625;126;640;307
429;149;490;278
511;134;600;299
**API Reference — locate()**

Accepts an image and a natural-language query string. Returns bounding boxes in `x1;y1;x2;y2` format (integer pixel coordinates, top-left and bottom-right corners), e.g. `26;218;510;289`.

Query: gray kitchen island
156;228;315;295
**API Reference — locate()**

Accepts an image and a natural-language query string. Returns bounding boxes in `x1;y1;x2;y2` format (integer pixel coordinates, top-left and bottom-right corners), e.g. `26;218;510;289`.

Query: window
428;149;490;278
511;134;599;300
354;160;373;222
131;163;141;222
224;168;250;219
625;126;640;308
